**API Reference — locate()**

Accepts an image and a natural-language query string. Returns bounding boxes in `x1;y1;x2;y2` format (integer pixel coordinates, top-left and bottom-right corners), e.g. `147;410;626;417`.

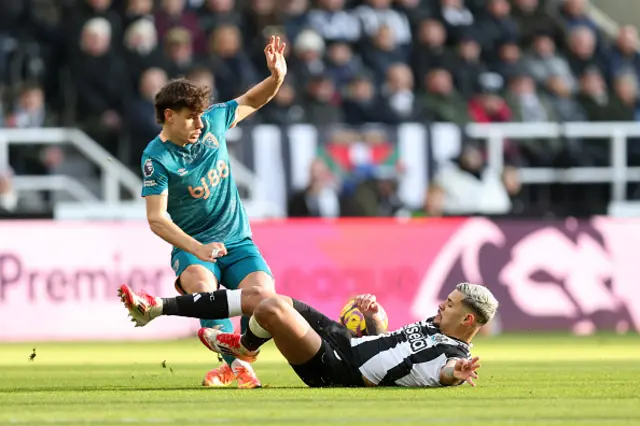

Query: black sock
162;290;229;319
241;328;271;351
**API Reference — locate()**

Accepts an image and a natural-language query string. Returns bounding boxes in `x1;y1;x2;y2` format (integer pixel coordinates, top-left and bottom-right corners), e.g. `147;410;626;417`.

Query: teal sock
200;318;236;366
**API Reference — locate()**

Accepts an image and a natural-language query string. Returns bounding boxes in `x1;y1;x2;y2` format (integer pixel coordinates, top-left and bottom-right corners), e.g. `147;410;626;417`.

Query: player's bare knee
254;297;288;328
179;267;217;293
238;271;275;292
241;286;276;314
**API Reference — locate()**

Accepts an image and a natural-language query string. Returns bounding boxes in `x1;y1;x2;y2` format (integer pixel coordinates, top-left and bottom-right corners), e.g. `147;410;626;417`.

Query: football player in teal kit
139;36;286;389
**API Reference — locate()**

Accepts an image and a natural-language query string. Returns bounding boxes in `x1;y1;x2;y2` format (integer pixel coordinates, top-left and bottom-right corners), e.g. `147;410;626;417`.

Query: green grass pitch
0;333;638;426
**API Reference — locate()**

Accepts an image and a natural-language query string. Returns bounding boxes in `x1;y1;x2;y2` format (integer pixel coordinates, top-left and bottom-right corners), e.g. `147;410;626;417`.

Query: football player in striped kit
119;282;497;388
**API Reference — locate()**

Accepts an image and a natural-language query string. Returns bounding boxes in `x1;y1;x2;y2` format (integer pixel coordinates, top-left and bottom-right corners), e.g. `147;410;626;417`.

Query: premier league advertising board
0;218;638;341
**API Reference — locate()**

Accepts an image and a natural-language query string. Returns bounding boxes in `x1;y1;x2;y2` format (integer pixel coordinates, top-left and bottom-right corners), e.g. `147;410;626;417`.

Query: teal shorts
171;237;273;290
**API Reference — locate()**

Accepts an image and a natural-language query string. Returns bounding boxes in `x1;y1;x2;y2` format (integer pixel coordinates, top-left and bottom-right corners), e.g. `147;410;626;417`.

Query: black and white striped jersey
350;317;472;387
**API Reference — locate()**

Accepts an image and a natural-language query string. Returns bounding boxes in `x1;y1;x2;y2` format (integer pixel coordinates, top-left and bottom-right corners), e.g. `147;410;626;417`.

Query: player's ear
164;108;173;123
462;313;475;326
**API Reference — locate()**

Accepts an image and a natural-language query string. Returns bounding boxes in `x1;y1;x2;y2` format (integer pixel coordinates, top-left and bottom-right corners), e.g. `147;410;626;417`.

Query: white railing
466;121;640;202
0;128;141;203
0;127;261;206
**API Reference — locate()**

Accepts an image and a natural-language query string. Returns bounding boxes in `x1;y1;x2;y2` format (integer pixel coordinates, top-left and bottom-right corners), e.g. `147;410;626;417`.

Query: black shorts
290;300;365;388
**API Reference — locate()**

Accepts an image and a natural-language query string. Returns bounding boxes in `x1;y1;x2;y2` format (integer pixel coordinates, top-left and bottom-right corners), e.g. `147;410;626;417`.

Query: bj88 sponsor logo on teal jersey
187;159;229;199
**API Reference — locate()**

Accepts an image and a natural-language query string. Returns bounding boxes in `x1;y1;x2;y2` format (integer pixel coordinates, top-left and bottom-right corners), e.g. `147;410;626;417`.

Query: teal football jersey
140;100;251;250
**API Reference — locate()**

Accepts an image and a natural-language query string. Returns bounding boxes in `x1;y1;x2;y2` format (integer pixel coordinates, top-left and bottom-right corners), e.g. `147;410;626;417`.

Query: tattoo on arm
364;314;384;336
440;363;463;386
441;366;455;383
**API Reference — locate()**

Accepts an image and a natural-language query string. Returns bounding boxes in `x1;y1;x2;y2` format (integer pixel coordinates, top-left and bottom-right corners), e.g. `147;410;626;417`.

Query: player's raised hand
265;36;287;82
453;357;481;387
194;242;227;263
354;294;379;314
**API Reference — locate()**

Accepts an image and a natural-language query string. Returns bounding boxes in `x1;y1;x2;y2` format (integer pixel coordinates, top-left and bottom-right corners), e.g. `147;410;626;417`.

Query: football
339;298;389;337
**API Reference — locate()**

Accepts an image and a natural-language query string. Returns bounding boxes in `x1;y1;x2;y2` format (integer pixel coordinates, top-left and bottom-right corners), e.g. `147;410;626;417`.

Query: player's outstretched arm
145;195;227;262
439;357;481;387
232;36;287;126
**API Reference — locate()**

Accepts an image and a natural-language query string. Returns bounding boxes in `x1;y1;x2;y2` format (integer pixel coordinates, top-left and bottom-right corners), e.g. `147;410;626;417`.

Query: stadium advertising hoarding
0;218;638;341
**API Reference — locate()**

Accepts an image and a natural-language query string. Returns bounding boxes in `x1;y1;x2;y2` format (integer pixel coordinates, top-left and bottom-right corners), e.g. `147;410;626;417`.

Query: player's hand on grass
354;294;379;315
194;242;227;262
265;36;287;82
453;357;481;387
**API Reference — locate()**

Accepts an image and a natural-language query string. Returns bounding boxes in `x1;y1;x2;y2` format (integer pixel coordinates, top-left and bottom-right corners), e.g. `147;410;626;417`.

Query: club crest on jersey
202;132;220;149
143;159;154;177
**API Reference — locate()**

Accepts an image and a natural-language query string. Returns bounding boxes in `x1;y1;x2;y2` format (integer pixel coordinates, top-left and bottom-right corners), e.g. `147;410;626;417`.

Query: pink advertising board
0;217;639;342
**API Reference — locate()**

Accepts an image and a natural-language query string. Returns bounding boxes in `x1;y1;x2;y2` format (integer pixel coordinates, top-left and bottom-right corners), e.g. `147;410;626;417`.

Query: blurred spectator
290;29;326;88
123;0;154;31
302;75;343;125
491;39;524;80
479;0;519;61
282;0;310;42
575;69;619;166
565;25;607;77
66;0;124;55
502;166;526;214
123;19;165;90
421;68;469;125
345;165;409;217
380;64;421;123
432;144;512;215
410;19;456;82
260;82;306;124
0;0;24;86
505;73;562;166
524;32;576;93
5;84;61;181
162;27;196;78
186;67;215;95
126;67;167;166
361;25;408;85
435;0;475;46
205;24;258;101
243;0;281;51
452;32;487;99
354;0;412;51
154;0;206;54
413;185;445;217
325;42;363;90
545;74;586;122
557;0;600;38
609;73;637;121
71;17;128;156
306;0;360;44
288;158;340;217
198;0;243;36
342;73;386;124
512;0;562;46
468;73;512;124
4;84;54;128
0;167;18;213
608;25;640;94
576;68;619;122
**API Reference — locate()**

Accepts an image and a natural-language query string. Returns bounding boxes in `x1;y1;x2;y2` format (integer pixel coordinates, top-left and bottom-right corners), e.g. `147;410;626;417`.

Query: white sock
249;315;272;338
230;358;252;371
226;289;243;317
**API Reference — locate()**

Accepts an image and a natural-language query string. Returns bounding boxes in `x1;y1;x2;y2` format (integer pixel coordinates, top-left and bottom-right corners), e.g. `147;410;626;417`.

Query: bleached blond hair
456;282;499;325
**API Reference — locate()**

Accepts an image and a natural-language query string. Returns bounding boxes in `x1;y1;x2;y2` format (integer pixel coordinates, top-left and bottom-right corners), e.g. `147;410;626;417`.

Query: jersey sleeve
204;100;239;130
140;156;169;197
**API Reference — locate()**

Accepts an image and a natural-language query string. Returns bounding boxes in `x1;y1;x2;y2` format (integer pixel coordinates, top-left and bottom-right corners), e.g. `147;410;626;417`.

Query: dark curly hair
154;78;211;124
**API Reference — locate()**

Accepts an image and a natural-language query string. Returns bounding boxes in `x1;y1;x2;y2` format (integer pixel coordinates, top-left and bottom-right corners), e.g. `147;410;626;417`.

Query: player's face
433;290;473;331
167;108;204;145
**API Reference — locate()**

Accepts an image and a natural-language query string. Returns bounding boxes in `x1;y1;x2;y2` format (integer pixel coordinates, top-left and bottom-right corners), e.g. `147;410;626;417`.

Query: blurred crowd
1;0;639;217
